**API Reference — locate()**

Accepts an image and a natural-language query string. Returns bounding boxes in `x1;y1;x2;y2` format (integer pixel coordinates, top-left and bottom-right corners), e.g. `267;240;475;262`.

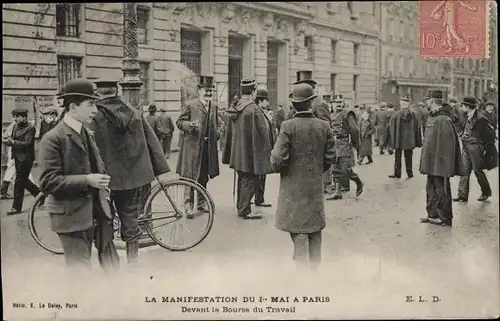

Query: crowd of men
1;72;498;271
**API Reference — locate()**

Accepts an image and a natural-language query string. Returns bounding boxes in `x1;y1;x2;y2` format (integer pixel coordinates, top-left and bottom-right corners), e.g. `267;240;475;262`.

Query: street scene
2;2;499;320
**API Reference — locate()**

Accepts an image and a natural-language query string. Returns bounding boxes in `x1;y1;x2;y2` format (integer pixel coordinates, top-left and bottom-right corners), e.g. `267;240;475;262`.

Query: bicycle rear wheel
28;193;64;255
142;178;215;251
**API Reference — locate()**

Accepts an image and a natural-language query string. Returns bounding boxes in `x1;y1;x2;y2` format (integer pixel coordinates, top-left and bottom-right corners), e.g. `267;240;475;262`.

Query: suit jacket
8;122;36;162
39;122;107;234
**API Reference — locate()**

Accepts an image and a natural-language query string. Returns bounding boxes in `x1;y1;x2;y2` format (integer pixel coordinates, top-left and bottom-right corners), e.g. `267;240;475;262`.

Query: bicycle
28;176;215;255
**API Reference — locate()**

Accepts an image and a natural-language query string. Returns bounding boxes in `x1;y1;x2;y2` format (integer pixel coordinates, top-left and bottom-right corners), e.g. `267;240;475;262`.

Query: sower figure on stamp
177;76;222;218
91;78;170;264
327;95;364;201
271;83;336;268
419;90;465;227
453;97;496;202
222;79;274;220
387;96;422;179
39;78;119;271
4;108;41;215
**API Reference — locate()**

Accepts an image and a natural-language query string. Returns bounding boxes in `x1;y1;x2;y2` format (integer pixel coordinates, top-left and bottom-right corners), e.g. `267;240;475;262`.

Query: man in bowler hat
4;108;41;215
419;90;465;227
222;79;274;219
91;78;170;264
177;76;222;217
271;82;336;268
453;96;495;202
146;103;161;140
38;78;119;270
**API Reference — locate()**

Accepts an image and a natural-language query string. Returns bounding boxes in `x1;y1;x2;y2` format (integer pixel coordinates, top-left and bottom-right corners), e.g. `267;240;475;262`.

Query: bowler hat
461;96;477;108
94;78;119;89
429;90;443;99
12;108;28;116
322;94;331;102
449;98;458;103
293;70;317;87
240;78;256;88
387;103;395;108
255;87;269;99
58;78;100;99
198;76;215;89
332;94;344;103
148;104;157;112
401;96;410;102
290;83;317;103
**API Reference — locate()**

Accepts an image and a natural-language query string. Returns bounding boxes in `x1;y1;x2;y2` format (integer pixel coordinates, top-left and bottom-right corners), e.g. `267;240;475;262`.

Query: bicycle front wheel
142;179;215;251
28;193;64;255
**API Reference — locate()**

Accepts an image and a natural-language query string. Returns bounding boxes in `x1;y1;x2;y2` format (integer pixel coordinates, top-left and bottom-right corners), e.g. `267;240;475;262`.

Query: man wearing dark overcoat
275;104;285;133
387;96;422;179
177;76;222;216
448;98;466;135
327;95;364;200
145;104;160;139
377;103;395;155
4;109;41;215
271;83;336;268
453;97;496;202
222;79;274;219
91;79;170;263
419;90;465;227
38;108;59;139
39;78;119;270
157;108;175;158
483;102;498;131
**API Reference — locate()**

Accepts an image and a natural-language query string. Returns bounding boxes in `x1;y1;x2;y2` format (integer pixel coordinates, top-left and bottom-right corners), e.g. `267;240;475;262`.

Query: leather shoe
452;197;467;203
6;208;22;215
255;202;272;208
388;175;400;178
428;217;452;227
477;195;490;201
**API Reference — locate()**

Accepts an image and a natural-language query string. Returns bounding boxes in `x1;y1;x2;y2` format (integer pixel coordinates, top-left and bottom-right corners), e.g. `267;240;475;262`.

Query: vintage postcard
2;2;499;320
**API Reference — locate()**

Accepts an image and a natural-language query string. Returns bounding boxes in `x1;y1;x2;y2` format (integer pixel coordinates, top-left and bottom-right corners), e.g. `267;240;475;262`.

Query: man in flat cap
38;107;60;139
327;94;364;200
177;75;222;217
453;96;496;202
387;96;422;179
419;90;465;227
222;79;274;219
39;78;119;271
3;108;41;214
271;83;336;267
90;78;169;264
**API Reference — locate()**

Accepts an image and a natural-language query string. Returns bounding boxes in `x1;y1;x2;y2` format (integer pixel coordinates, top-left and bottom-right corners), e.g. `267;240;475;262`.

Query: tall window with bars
137;6;150;44
180;29;202;106
304;36;314;61
139;62;150;106
331;39;337;63
56;4;81;37
353;43;359;66
57;56;82;91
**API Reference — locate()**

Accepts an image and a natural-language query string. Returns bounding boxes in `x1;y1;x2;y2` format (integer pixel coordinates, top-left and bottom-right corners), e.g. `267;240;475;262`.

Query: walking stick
233;170;236;205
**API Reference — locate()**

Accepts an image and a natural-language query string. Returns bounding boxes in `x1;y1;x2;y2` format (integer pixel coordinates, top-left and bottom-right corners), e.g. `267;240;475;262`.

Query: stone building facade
379;1;452;108
2;2;380;152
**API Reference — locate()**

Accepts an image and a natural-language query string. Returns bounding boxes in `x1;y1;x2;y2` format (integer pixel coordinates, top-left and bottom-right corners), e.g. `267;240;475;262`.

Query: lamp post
120;3;143;111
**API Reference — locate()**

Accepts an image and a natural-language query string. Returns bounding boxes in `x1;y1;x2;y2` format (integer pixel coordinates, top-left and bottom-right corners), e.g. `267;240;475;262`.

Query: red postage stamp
418;0;490;58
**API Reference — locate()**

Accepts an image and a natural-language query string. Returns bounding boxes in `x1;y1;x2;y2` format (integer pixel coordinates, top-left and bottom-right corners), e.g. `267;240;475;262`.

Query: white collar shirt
63;114;83;135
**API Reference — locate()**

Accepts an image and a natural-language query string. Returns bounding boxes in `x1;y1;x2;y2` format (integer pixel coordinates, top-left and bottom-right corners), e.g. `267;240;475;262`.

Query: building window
305;36;314;61
180;30;202;105
409;57;414;77
467;78;472;95
139;62;150;105
267;42;279;109
228;36;245;104
372;2;376;15
480;59;485;70
387;18;393;41
57;56;82;91
386;54;393;76
331;39;337;63
137;6;150;44
474;79;481;97
353;75;358;100
330;74;337;94
353;43;359;66
400;21;404;42
56;4;80;37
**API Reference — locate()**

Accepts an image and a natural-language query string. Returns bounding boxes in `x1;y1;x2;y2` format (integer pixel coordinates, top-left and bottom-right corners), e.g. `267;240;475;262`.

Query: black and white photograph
1;2;499;320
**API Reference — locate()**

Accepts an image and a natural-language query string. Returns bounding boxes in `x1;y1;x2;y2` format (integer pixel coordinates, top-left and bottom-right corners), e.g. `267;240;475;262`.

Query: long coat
419;106;465;177
375;109;393;144
358;119;375;157
177;99;222;180
271;112;336;234
92;96;170;190
387;108;422;150
461;110;497;171
222;96;274;175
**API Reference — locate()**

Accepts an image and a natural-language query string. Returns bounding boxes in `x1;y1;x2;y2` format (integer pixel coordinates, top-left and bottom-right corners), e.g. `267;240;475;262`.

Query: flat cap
94;79;119;89
12;108;29;116
240;78;256;87
429;90;443;99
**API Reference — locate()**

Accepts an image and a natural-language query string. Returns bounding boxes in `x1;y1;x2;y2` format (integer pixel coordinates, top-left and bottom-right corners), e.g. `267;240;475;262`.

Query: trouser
426;175;452;222
12;157;40;210
323;168;332;190
289;231;322;266
161;135;173;157
457;143;491;200
254;175;266;205
331;156;360;185
184;148;210;208
111;184;150;243
236;171;259;216
394;149;413;177
359;155;373;163
58;228;94;269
